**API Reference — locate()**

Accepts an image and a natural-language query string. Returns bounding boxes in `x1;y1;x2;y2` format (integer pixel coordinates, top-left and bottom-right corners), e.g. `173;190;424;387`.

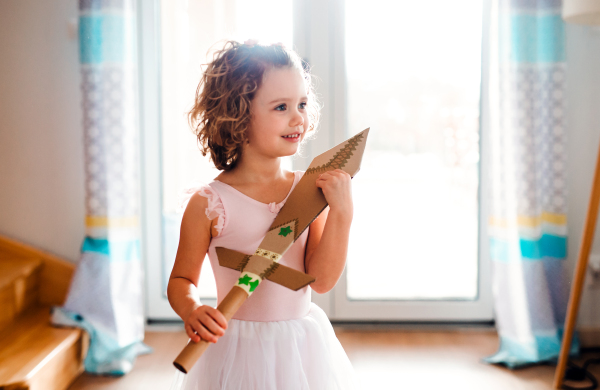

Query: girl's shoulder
181;182;226;236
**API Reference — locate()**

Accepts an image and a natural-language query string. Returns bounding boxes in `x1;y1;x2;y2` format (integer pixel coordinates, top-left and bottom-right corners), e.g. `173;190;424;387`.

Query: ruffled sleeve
179;184;226;236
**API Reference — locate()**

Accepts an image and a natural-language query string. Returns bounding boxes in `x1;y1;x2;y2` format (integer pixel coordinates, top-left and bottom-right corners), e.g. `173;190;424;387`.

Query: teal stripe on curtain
490;235;567;262
507;14;566;63
519;235;567;259
79;15;126;64
81;237;141;262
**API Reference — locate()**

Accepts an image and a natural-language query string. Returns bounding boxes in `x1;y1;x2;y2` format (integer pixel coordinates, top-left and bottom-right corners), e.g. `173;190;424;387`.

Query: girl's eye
274;102;307;111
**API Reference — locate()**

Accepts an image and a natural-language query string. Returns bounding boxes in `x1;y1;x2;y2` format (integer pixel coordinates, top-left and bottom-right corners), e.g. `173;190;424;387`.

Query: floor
68;325;600;390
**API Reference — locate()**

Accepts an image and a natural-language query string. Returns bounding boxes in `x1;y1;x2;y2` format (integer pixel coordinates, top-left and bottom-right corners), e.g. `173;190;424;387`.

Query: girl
168;39;360;390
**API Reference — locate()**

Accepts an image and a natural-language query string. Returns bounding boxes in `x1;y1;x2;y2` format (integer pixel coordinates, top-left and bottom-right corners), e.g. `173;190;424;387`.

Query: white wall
565;25;600;328
0;0;84;263
1;1;600;327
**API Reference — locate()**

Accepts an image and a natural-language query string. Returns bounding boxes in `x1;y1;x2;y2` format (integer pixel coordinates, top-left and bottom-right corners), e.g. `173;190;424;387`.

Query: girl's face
246;66;309;159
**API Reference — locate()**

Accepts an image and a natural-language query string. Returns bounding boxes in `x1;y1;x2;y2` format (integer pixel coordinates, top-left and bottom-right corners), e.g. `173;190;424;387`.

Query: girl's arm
304;169;353;294
167;192;227;343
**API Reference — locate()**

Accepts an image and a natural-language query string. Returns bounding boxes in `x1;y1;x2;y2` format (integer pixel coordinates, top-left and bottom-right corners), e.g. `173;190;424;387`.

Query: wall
0;0;84;263
565;24;600;329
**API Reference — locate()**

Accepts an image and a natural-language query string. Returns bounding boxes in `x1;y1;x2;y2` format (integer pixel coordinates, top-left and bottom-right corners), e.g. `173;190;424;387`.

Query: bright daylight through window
345;0;482;300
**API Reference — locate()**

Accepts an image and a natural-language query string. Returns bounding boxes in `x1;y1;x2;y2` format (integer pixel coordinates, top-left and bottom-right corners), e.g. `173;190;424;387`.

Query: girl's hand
184;305;228;344
315;169;353;220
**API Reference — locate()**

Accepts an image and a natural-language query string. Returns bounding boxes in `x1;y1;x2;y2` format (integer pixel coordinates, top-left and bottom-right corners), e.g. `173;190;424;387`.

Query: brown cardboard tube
173;286;249;373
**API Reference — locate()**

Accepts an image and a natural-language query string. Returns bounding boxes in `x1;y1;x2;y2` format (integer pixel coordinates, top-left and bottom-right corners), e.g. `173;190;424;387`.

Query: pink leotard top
197;171;311;322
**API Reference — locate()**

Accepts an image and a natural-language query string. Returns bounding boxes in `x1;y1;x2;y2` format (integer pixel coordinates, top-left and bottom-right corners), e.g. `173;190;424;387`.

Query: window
141;0;492;321
345;0;482;301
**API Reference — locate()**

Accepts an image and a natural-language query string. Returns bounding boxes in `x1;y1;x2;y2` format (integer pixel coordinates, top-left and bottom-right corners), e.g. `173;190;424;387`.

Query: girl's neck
220;151;289;185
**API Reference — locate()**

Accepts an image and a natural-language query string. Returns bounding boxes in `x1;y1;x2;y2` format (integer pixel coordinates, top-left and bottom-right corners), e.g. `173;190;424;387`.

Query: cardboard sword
173;128;370;373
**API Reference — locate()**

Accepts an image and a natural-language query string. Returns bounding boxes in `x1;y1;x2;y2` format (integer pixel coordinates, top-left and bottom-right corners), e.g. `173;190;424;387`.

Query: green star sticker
238;274;252;286
279;226;293;237
249;279;259;292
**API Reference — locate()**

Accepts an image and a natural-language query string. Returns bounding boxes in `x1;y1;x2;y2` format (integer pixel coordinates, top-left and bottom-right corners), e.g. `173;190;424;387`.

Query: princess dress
179;171;360;390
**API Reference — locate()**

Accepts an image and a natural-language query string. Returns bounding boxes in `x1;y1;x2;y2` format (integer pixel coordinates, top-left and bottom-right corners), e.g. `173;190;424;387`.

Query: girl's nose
290;111;304;128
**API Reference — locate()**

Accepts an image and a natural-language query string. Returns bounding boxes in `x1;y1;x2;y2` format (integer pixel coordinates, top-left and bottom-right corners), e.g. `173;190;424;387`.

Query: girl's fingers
200;313;226;337
317;171;350;186
316;172;332;185
317;170;349;180
186;322;204;342
192;319;219;343
185;307;227;345
185;323;201;342
207;307;228;329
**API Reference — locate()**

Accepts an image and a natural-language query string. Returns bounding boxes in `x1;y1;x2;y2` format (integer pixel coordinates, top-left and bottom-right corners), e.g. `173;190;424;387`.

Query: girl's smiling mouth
282;133;302;142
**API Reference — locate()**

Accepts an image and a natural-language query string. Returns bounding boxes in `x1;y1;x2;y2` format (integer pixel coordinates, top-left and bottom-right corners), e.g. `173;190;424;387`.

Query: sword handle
173;286;249;373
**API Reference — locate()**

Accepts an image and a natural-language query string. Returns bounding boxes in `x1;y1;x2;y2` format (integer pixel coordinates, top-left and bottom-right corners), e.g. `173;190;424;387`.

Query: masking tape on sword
235;248;283;295
234;271;262;295
254;248;282;262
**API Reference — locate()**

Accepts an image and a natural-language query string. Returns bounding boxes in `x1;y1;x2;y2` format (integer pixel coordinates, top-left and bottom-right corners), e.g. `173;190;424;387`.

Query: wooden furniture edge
0;235;75;306
0;306;87;390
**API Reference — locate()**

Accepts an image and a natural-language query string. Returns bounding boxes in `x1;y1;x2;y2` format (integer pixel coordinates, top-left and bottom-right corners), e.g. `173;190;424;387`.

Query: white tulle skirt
177;303;360;390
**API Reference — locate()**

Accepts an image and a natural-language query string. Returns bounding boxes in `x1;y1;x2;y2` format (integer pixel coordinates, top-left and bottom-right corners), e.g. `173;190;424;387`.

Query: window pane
160;0;293;299
345;0;482;300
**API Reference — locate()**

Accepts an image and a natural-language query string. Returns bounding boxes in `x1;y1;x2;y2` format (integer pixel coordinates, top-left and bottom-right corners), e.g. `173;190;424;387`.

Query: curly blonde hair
188;40;321;171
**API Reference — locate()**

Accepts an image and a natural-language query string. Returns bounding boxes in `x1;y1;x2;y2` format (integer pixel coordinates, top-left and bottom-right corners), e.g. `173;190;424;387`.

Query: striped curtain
51;0;150;375
484;0;577;367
